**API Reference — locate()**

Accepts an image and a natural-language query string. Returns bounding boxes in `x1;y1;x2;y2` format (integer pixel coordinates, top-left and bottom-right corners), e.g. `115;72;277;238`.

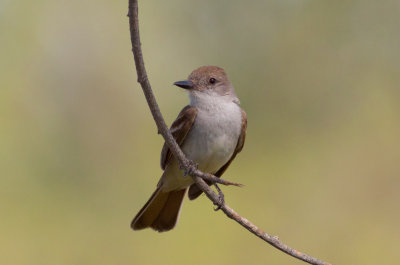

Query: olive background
1;1;400;264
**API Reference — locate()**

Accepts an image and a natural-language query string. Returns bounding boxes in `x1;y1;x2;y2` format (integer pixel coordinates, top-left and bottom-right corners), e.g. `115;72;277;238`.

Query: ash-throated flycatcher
131;66;247;232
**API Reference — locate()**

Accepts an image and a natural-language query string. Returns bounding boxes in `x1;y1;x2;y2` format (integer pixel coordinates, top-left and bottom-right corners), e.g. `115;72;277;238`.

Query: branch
127;1;333;265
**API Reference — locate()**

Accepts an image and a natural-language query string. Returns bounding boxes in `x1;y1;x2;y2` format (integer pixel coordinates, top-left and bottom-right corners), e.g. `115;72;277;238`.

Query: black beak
173;80;193;89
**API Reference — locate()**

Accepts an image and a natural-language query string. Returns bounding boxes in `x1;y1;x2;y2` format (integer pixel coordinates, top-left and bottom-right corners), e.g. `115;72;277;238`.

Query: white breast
160;92;243;192
182;94;242;174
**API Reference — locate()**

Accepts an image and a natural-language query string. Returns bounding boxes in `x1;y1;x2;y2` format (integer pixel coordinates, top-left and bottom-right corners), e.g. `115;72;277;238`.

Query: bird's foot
213;183;225;211
181;160;198;177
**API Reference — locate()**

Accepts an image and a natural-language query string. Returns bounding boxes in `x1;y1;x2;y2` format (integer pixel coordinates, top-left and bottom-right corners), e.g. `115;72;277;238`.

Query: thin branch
127;1;333;265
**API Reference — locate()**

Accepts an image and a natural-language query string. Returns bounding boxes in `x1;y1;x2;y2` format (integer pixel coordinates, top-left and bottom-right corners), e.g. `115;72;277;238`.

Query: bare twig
127;1;332;265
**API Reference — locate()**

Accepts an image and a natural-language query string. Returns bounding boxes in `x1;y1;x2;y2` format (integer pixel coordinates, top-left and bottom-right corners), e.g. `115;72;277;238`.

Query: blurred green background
1;0;400;264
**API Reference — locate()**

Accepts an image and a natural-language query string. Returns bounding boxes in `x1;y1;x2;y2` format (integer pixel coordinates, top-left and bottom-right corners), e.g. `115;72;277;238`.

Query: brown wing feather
160;106;198;170
188;109;247;200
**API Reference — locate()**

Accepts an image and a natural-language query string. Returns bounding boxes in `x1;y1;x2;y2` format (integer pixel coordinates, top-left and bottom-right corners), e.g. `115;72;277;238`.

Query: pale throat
188;90;239;111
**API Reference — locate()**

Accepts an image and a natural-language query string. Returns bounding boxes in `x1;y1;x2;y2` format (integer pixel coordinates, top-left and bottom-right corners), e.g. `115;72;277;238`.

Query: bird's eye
209;78;216;84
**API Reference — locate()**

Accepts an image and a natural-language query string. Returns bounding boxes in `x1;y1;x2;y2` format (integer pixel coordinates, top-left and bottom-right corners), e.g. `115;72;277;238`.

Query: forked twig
127;1;332;264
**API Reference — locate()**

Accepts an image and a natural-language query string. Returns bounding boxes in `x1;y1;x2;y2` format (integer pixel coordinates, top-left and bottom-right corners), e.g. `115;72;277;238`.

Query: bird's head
174;66;237;101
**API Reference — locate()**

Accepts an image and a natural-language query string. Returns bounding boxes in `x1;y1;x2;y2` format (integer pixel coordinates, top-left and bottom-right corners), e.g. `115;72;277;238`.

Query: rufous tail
131;187;186;232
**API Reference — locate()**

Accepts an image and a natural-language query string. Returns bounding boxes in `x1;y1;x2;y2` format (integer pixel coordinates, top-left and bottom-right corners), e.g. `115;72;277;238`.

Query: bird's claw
181;160;198;177
213;183;225;211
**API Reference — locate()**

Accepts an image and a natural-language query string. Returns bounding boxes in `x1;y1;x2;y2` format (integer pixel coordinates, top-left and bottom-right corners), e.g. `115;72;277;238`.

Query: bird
131;66;247;232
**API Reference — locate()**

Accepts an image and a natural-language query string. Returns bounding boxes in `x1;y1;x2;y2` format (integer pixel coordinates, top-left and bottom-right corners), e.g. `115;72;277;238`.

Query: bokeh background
1;0;400;264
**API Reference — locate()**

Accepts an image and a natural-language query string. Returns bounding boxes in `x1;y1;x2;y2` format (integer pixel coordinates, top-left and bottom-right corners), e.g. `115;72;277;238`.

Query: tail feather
131;188;186;232
151;189;186;232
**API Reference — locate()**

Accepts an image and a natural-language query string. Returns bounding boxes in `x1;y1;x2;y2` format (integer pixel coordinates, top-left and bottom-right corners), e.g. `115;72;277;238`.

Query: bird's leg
213;183;225;211
181;159;198;177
